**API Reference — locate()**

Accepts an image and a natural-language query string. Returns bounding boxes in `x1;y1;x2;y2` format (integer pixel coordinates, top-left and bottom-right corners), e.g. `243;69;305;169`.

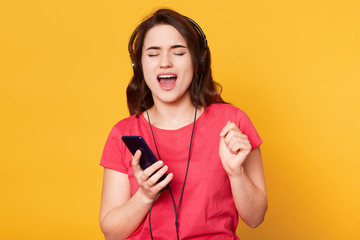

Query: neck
144;95;203;130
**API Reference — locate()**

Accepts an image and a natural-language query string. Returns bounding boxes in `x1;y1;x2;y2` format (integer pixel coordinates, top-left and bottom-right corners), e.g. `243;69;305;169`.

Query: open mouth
157;74;177;90
157;74;177;82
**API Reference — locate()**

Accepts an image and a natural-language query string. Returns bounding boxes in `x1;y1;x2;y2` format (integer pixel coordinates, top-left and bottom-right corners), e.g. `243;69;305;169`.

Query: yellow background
1;0;359;239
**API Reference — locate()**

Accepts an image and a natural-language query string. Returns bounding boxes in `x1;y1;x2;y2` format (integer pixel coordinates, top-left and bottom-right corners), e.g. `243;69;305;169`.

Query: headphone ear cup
131;60;136;75
130;53;137;76
199;47;207;74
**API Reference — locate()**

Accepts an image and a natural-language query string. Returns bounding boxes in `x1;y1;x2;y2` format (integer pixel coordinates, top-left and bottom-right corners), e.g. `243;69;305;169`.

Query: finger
227;138;240;154
219;136;228;154
233;140;251;154
239;133;249;140
131;150;142;173
220;121;234;137
230;140;247;154
226;135;251;153
153;173;174;192
220;121;243;137
224;129;237;145
224;128;248;144
147;164;169;186
141;160;164;182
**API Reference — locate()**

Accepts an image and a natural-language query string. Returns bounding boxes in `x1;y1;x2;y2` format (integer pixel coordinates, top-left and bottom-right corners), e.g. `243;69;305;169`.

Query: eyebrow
145;44;187;51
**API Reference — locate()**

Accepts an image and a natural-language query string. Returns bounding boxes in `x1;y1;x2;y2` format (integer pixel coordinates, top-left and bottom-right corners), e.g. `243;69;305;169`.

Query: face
141;24;194;106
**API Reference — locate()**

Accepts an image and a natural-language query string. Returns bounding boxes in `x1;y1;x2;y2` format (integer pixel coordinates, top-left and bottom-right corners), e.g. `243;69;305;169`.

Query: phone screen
122;136;167;182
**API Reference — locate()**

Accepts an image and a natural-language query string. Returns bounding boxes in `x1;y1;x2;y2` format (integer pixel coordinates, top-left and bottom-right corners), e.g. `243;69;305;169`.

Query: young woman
99;9;267;240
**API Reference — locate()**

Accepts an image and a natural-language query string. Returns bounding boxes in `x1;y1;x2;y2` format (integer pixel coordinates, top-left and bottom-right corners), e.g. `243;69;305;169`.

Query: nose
159;52;173;68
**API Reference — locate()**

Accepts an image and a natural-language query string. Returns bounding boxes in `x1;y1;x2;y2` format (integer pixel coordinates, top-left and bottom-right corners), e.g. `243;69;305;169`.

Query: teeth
158;75;176;79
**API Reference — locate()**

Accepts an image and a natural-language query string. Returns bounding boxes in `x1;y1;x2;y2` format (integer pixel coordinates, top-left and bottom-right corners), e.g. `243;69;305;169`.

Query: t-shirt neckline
139;105;211;134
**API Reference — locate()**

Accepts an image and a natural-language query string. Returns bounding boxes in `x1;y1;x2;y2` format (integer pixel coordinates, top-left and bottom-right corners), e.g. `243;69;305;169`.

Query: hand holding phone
122;136;168;183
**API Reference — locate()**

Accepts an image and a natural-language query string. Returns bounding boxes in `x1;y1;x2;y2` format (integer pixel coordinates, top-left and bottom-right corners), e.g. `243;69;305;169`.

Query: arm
219;122;268;228
99;151;173;239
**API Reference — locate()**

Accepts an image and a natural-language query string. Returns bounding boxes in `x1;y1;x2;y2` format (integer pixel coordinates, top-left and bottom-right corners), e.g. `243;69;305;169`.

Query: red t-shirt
100;103;262;239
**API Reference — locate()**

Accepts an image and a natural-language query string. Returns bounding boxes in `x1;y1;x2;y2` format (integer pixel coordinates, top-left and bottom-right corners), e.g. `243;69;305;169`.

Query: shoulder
108;114;142;137
206;103;247;118
113;114;140;130
205;103;256;128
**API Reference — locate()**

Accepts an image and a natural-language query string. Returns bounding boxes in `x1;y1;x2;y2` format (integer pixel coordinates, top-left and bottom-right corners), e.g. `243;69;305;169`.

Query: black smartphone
121;136;167;183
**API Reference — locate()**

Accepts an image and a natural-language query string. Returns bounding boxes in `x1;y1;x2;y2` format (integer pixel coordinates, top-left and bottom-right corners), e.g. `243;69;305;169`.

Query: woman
99;8;267;240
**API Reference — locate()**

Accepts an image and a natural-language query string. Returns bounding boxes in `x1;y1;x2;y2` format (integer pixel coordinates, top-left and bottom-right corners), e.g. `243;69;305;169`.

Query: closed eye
174;52;185;56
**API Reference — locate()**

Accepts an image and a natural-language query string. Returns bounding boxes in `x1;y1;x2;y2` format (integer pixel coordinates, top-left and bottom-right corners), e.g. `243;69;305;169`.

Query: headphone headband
128;15;208;75
184;16;207;51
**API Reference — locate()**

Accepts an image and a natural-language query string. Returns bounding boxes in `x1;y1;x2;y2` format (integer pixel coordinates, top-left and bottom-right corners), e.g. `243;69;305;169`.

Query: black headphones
128;16;208;76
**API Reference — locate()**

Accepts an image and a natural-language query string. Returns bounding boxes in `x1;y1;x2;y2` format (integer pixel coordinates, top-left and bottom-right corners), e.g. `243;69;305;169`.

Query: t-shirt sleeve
100;126;128;173
236;109;263;150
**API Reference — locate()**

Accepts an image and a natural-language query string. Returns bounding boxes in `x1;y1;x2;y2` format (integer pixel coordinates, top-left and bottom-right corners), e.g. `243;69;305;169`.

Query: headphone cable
147;73;203;240
149;186;179;240
136;52;204;237
137;78;180;239
145;109;180;240
175;73;203;223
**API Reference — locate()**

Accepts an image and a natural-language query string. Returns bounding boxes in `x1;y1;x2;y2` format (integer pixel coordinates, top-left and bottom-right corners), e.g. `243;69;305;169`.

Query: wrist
226;165;245;180
136;188;155;205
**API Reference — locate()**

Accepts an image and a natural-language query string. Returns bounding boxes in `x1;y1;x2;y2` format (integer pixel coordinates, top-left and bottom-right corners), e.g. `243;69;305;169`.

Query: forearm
228;168;268;228
100;188;153;240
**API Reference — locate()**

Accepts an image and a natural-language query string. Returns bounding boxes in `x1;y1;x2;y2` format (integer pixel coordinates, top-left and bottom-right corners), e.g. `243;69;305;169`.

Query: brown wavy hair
127;9;225;116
